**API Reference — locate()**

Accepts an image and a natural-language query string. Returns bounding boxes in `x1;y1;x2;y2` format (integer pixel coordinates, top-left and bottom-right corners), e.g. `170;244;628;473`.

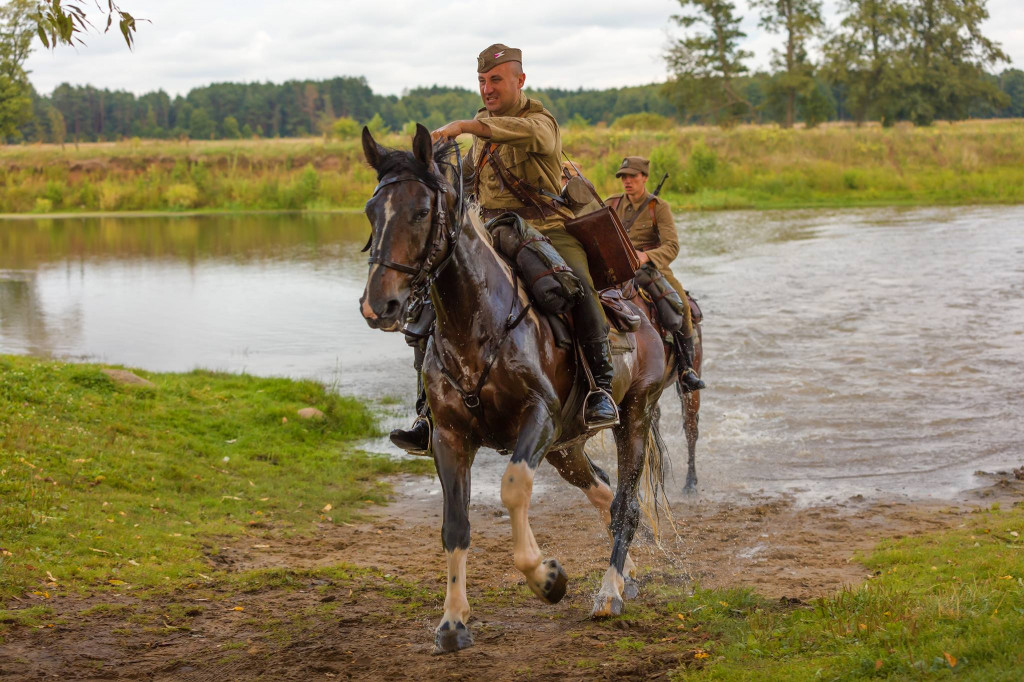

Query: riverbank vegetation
682;501;1024;678
1;119;1022;214
0;355;430;601
1;355;1021;677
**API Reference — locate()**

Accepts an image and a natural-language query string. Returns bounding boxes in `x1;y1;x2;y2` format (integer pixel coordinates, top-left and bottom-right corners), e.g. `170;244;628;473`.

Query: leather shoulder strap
473;104;531;196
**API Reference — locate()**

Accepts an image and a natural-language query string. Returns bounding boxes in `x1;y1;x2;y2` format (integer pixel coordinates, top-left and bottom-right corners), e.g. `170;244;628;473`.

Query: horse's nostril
383;300;400;319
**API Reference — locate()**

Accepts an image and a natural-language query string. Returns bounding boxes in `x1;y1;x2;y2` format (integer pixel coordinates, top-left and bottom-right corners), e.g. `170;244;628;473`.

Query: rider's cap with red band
477;44;522;73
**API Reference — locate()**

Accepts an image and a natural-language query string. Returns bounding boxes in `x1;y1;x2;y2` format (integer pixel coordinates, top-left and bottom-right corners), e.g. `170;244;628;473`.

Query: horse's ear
362;126;384;170
412;123;433;167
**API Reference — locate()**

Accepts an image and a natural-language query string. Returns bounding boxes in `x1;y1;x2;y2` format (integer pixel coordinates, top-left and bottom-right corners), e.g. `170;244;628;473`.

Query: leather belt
480;206;549;222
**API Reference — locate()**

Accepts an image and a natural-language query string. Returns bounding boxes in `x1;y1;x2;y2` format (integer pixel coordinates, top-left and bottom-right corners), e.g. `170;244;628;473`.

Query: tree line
666;0;1014;126
1;0;1021;143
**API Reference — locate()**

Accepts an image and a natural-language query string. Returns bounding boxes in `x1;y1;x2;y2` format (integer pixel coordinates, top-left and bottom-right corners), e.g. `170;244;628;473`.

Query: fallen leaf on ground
322;503;333;512
943;652;957;667
108;579;126;585
231;606;244;611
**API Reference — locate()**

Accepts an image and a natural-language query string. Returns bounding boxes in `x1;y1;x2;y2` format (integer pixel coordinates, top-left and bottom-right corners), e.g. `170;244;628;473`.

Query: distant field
1;119;1022;213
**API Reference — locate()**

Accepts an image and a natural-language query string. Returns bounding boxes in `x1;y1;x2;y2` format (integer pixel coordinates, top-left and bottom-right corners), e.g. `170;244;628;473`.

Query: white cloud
23;0;1023;98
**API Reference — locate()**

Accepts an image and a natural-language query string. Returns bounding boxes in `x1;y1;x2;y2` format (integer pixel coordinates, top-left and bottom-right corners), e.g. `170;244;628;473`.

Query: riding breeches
543;227;609;344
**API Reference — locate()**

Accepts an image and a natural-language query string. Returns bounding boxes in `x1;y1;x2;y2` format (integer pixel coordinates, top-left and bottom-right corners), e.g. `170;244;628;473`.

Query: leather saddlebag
635;263;684;333
487;212;584;314
564;206;640;291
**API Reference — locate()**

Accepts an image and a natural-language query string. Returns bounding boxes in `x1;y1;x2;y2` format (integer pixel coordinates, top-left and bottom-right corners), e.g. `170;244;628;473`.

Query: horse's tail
638;410;675;544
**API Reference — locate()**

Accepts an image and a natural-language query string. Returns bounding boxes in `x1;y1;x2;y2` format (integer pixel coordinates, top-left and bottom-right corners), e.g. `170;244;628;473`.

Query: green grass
1;119;1022;213
668;502;1024;680
0;355;431;601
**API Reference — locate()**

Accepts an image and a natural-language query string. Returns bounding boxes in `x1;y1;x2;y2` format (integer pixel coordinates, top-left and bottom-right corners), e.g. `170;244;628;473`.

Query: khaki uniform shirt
607;191;686;296
467;92;565;233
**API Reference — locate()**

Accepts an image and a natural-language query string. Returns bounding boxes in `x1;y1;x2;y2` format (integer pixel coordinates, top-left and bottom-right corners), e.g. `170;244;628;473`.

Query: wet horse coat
359;125;680;654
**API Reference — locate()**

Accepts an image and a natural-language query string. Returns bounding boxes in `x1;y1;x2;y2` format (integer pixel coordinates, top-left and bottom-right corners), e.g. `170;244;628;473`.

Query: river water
2;207;1022;504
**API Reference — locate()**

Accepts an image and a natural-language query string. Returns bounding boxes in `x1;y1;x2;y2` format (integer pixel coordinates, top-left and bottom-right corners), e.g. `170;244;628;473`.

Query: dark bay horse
359;124;680;654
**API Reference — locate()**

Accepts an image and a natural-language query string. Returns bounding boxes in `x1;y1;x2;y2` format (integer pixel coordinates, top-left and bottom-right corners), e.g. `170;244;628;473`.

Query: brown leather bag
563;170;640;291
565;206;640;291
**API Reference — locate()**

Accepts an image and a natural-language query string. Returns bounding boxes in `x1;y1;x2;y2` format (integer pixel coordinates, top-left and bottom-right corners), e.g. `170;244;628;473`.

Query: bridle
363;144;465;318
362;142;532;416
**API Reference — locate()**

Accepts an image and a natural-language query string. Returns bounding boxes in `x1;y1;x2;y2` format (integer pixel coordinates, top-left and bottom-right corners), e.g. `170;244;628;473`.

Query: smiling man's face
478;61;526;114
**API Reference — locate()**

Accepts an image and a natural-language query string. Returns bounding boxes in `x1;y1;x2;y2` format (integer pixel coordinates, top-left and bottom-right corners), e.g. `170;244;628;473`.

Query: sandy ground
1;467;1022;681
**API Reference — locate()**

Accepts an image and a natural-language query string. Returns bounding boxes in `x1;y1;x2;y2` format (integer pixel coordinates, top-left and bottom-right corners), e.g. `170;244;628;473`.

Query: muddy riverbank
2;468;1020;680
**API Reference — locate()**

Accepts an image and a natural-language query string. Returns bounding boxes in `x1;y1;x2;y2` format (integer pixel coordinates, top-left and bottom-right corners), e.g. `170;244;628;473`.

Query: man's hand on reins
431;120;492;143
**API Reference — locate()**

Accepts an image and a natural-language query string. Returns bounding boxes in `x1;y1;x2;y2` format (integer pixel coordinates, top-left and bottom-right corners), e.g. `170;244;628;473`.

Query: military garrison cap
615;156;650;177
478;43;522;73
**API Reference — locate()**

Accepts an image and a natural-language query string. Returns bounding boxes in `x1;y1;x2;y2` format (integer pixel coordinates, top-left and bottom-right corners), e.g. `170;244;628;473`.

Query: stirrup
584;387;620;431
677;368;706;394
389;416;432;456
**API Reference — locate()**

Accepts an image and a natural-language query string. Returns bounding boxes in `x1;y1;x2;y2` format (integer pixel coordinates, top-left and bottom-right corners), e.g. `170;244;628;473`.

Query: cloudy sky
24;0;1023;98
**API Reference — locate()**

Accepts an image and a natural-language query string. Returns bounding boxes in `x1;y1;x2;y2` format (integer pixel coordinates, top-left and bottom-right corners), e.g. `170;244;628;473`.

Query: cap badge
494;50;505;58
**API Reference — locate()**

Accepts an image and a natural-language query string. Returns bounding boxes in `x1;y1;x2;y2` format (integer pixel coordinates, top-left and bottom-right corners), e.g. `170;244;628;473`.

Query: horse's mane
373;139;462;192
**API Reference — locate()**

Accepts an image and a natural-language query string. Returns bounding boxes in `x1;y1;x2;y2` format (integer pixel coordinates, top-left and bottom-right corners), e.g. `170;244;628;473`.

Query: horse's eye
413;209;430;222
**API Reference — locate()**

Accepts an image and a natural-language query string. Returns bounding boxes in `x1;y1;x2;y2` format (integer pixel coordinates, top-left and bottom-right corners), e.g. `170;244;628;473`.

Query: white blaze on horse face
439;548;470;628
367;193;399;288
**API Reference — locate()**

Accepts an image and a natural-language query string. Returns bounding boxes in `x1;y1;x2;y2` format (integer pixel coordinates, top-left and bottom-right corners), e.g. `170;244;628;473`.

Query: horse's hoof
682;480;698;495
591;594;623;619
432;620;473;654
623;577;640;600
530;558;568;604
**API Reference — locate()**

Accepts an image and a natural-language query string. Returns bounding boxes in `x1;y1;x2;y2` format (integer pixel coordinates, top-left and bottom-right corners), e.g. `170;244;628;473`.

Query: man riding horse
359;44;697;652
607;156;705;392
389;43;618;453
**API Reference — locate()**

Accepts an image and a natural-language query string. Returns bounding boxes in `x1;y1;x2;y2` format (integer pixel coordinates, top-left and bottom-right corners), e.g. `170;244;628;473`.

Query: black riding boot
390;374;432;455
676;333;706;393
390;414;431;454
389;338;433;455
581;340;619;428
